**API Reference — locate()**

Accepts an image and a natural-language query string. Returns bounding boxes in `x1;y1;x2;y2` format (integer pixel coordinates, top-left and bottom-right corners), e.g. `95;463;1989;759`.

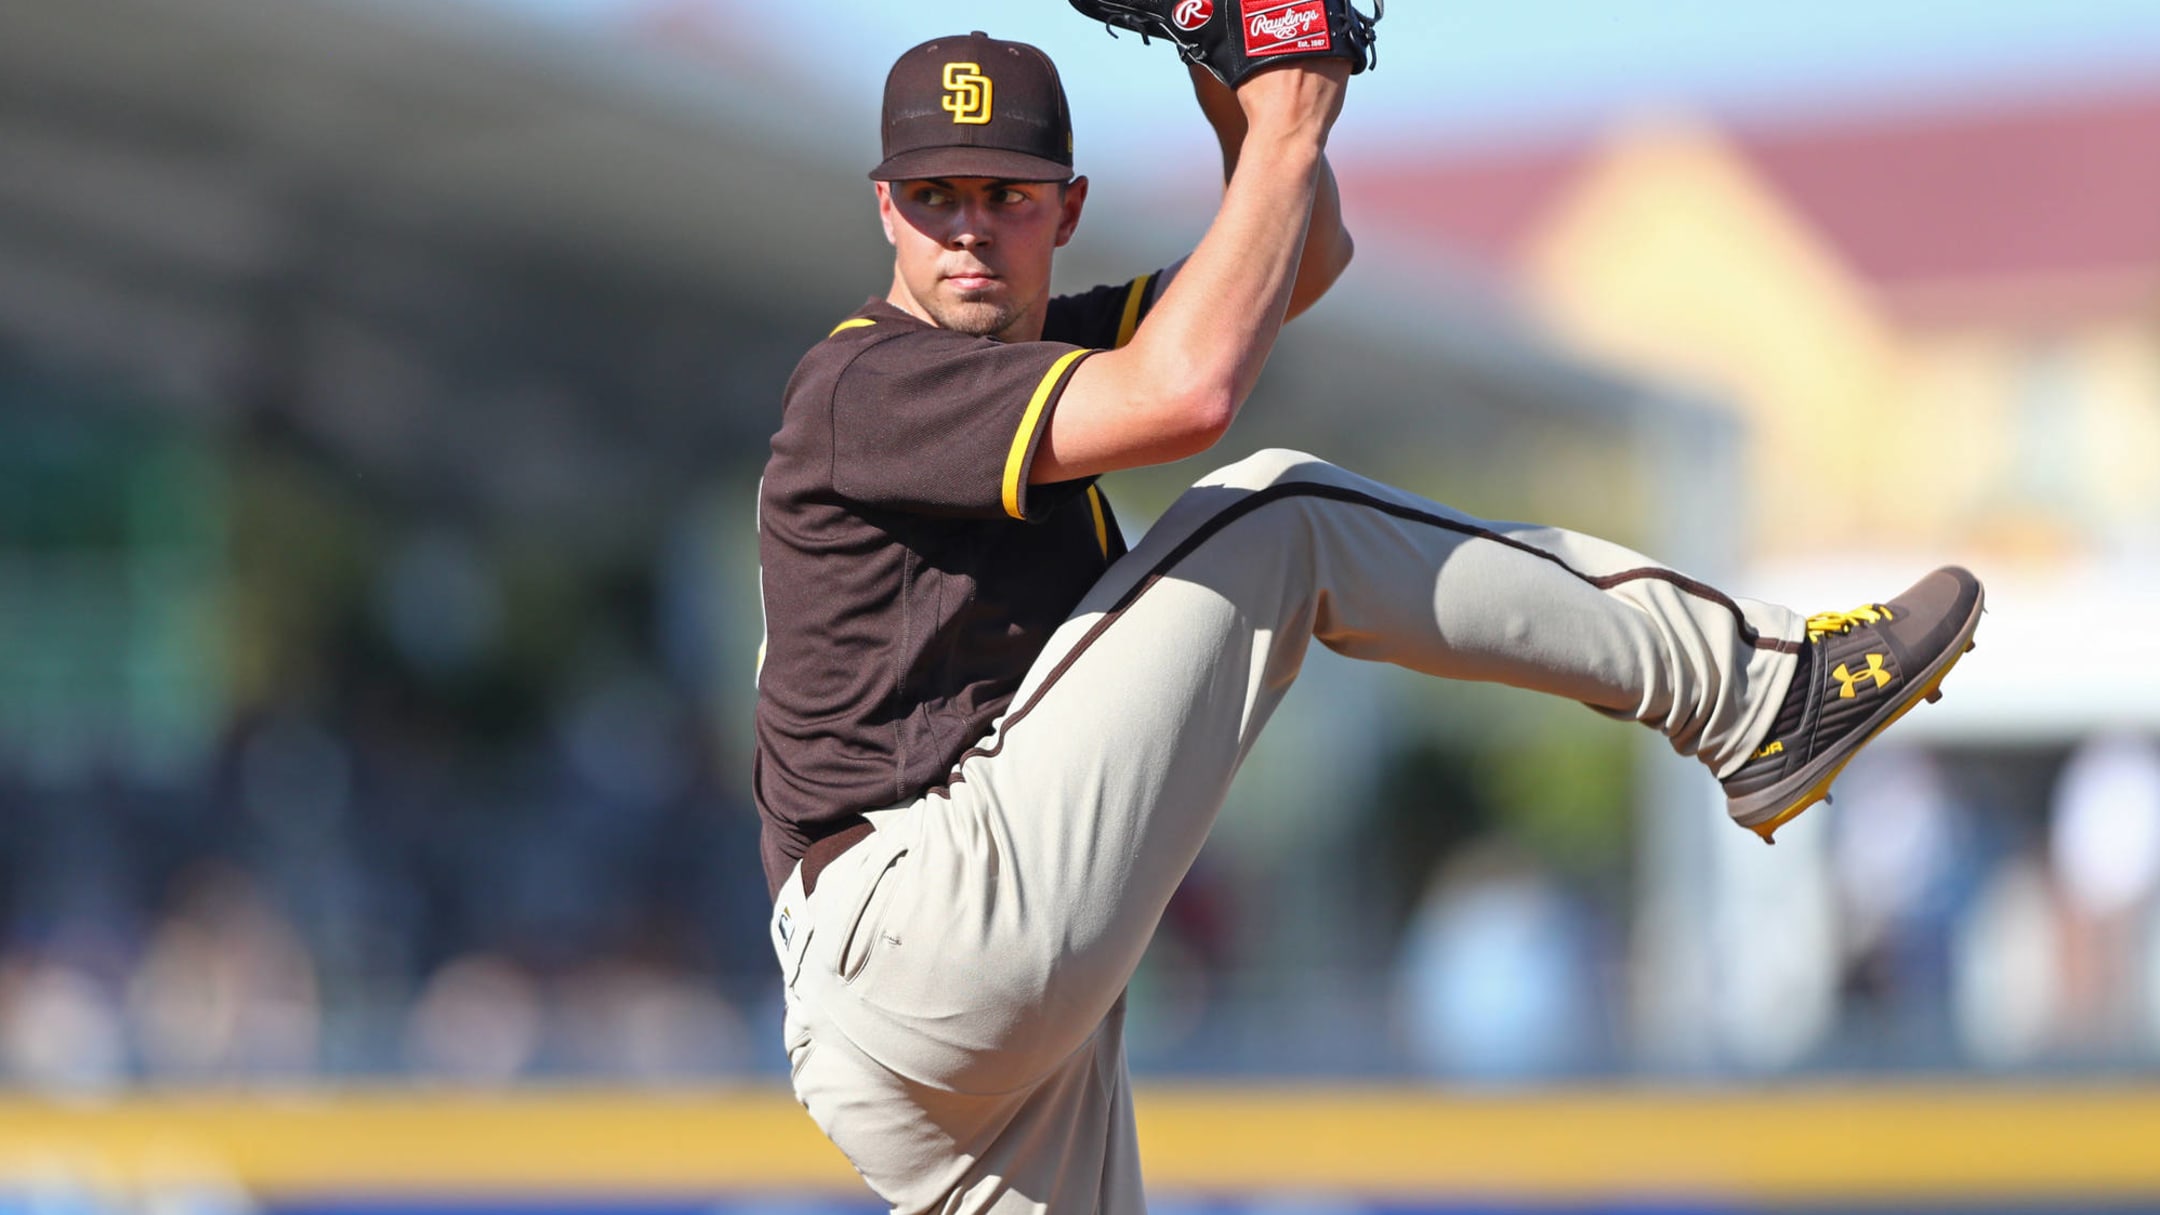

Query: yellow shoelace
1805;604;1894;642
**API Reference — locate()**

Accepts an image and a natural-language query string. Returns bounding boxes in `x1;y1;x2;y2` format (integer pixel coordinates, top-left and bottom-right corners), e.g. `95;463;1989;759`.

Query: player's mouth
943;269;1001;293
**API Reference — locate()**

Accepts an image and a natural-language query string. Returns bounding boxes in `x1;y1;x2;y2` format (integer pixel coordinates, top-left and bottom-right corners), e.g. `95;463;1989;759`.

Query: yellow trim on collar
1002;348;1091;520
828;317;877;337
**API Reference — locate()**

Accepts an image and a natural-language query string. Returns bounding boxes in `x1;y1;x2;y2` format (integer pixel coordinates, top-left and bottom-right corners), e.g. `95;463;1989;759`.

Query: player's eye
994;188;1028;206
912;186;952;207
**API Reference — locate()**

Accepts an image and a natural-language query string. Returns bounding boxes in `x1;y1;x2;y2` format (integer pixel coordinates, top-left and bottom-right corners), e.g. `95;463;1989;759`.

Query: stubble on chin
925;295;1017;339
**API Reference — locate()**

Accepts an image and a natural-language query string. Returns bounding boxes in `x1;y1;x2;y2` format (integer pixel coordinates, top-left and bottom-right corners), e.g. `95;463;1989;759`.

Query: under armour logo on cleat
1832;654;1892;699
1754;739;1785;759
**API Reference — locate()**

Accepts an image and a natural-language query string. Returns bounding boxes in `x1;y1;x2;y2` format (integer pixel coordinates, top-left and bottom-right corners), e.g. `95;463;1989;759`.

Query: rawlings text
1242;0;1331;56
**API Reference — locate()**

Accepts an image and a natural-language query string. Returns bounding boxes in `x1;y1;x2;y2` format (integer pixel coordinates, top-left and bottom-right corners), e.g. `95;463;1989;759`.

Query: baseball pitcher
756;8;1982;1211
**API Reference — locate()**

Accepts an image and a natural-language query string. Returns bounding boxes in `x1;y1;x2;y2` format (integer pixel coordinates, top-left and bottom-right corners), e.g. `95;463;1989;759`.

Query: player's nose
946;198;994;249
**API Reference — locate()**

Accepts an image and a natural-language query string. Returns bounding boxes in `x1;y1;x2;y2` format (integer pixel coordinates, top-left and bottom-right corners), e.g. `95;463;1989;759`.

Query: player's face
878;176;1088;341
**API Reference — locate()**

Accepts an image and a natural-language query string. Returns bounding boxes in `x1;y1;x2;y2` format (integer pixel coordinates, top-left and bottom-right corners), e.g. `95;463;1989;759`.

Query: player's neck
885;267;935;329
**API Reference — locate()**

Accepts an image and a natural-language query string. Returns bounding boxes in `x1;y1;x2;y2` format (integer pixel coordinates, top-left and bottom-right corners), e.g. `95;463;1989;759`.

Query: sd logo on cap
941;63;993;125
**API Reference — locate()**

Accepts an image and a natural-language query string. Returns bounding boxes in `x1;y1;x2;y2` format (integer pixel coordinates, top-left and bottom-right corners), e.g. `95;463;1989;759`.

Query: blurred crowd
0;402;779;1089
0;648;778;1090
12;726;2160;1087
1392;740;2160;1080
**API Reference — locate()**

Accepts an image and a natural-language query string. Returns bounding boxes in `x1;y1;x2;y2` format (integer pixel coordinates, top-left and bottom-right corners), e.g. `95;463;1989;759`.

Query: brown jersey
753;275;1160;895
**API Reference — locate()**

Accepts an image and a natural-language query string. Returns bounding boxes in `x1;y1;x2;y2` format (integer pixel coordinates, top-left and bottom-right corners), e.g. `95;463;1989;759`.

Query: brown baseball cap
870;32;1075;183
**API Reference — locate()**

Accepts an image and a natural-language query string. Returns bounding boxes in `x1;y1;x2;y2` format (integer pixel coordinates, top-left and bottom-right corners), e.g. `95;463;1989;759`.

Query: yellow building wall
2069;320;2160;540
1518;119;2160;565
1522;119;1898;559
1875;318;2160;560
1889;334;2054;555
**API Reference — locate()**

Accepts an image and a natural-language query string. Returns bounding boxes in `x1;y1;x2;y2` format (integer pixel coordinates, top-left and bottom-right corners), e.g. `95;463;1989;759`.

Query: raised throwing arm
1033;61;1352;483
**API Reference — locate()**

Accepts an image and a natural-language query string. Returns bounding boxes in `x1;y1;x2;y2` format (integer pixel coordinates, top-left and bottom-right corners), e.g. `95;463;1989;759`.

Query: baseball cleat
1721;566;1985;844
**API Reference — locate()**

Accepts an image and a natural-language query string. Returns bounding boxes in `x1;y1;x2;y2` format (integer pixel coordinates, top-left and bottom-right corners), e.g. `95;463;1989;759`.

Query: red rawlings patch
1242;0;1330;57
1172;0;1213;32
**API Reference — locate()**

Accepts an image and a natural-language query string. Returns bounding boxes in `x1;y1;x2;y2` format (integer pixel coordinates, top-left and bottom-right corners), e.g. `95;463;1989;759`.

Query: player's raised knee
1201;448;1333;492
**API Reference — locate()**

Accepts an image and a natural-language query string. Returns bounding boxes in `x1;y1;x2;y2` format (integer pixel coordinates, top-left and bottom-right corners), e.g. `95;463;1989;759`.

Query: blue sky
473;0;2160;165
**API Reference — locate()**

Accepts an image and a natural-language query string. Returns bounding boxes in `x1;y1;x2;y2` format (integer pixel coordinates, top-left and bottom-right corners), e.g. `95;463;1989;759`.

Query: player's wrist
1221;130;1325;206
1232;63;1348;142
1235;105;1335;154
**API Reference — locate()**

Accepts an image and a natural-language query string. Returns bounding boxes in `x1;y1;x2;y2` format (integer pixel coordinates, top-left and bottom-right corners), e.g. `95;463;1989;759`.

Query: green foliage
1475;698;1637;880
1370;682;1639;934
0;386;228;782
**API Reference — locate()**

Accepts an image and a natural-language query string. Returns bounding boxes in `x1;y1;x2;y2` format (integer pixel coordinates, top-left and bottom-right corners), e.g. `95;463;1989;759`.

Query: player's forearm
1192;64;1248;181
1031;65;1343;482
1286;156;1352;319
1032;131;1322;482
1129;126;1325;430
1195;65;1349;322
1215;144;1349;312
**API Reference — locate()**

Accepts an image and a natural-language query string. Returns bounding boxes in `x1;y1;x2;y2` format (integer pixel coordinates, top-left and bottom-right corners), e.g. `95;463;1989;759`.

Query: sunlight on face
879;177;1082;341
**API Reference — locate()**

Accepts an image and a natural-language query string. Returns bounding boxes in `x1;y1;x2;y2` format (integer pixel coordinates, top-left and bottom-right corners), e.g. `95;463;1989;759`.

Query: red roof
1338;141;1586;272
1740;86;2160;301
1344;82;2160;323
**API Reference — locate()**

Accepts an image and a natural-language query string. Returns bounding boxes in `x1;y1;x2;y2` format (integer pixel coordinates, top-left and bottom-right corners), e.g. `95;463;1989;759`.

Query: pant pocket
838;847;909;984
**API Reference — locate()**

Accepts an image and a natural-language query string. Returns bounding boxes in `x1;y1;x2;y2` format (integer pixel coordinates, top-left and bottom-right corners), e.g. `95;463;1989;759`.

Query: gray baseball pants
770;449;1803;1213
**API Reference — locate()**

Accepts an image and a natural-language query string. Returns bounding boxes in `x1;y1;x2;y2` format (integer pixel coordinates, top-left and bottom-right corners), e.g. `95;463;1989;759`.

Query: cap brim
870;146;1073;183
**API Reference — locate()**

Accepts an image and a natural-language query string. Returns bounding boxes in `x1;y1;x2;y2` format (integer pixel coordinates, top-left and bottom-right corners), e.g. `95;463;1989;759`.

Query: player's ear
1054;176;1089;248
875;182;900;248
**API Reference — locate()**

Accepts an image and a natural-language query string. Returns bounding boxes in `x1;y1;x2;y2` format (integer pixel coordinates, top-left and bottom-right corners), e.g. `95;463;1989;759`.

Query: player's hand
1232;58;1349;142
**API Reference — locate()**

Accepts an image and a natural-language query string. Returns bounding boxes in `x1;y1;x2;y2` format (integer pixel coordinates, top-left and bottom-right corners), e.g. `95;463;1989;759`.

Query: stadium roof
0;0;1691;537
0;0;883;295
0;0;886;534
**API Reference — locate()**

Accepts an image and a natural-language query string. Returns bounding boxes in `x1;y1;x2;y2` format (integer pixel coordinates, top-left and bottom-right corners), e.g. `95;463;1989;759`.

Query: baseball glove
1070;0;1380;87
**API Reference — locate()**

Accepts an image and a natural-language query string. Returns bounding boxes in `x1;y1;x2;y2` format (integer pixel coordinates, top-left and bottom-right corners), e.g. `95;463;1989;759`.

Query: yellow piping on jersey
829;317;877;337
1002;348;1090;520
1114;274;1153;349
1085;485;1110;559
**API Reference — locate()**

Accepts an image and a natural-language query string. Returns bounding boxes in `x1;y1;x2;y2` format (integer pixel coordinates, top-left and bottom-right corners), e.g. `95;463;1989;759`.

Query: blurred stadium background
4;0;2160;1210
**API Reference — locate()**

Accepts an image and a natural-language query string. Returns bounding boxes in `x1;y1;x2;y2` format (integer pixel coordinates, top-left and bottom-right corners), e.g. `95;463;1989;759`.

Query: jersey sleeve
830;330;1097;521
1042;272;1161;351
